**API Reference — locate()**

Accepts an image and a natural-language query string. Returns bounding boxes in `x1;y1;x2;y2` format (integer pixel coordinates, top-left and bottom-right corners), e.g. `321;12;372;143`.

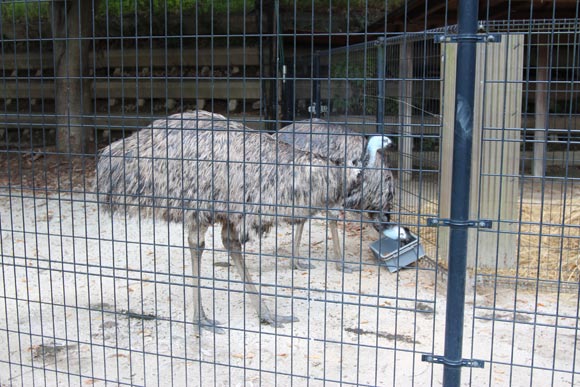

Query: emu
96;110;394;333
277;119;411;272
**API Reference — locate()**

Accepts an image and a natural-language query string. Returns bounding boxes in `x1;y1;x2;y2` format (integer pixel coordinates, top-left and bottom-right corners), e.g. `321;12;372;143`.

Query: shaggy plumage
96;111;366;332
277;119;404;271
97;111;361;242
278;119;396;219
277;118;366;163
96;111;399;333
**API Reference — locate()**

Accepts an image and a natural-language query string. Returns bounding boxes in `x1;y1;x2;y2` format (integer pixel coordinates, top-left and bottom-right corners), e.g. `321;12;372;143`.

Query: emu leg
328;219;353;273
291;222;315;270
188;224;224;334
222;223;298;327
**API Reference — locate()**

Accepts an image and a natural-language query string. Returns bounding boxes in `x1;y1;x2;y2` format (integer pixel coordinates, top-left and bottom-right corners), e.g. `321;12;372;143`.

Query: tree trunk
52;0;99;154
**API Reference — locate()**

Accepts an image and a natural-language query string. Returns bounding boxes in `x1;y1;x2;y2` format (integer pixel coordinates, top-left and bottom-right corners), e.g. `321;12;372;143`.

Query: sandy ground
0;187;579;387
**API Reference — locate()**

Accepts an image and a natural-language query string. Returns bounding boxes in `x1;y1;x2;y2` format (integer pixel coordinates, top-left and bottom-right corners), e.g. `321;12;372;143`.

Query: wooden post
534;40;549;177
439;35;524;270
255;0;278;131
399;41;413;182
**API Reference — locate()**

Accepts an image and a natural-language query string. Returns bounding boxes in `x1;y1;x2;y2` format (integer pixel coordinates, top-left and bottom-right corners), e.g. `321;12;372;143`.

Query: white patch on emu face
366;135;393;167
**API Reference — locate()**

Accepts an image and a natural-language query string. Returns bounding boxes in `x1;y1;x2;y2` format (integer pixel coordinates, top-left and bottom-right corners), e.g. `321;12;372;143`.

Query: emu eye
352;159;360;167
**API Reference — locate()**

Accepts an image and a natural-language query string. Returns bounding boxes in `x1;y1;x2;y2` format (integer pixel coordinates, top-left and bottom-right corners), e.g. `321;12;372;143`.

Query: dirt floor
0;154;579;386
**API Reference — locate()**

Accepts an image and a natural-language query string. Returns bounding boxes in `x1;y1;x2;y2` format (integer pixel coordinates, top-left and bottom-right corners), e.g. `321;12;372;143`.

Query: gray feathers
96;111;360;241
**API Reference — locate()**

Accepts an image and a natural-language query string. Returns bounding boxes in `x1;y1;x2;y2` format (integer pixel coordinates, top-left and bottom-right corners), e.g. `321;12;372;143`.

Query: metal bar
376;38;385;132
426;218;492;228
422;354;485;368
436;34;501;43
313;51;321;118
321;38;382;55
443;0;479;385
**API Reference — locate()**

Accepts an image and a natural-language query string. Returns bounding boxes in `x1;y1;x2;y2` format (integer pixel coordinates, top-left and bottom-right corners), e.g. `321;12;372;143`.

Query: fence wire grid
0;1;579;386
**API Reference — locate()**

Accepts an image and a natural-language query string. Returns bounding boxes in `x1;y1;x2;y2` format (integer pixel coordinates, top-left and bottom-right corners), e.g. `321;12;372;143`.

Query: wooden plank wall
1;48;261;100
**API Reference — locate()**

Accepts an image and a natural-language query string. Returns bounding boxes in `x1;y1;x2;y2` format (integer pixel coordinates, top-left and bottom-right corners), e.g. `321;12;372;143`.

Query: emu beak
382;136;394;149
374;213;412;243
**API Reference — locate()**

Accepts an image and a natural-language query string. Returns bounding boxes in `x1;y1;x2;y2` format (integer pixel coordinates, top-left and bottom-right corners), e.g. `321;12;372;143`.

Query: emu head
344;135;407;239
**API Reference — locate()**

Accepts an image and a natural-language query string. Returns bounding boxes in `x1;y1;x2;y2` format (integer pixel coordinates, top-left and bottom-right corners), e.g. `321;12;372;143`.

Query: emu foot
197;317;225;334
293;259;315;270
336;261;358;273
260;311;299;328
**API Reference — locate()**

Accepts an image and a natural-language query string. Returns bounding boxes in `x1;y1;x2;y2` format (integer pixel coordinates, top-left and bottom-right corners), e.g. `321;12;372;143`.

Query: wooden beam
534;40;549;177
439;35;524;270
0;112;268;134
438;40;457;272
399;41;414;182
0;79;261;100
0;47;261;71
469;35;524;270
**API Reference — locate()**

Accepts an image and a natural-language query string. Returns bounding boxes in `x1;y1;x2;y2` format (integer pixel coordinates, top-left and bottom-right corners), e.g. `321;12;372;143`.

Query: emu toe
293;258;315;270
260;311;299;328
336;261;358;273
198;317;225;334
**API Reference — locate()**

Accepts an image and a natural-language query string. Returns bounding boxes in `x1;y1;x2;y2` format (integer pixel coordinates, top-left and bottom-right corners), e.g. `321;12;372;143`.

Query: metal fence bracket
435;33;502;43
426;218;492;228
422;354;485;368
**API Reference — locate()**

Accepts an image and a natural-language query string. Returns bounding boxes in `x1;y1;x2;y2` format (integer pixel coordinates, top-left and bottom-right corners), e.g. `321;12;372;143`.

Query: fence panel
0;1;578;386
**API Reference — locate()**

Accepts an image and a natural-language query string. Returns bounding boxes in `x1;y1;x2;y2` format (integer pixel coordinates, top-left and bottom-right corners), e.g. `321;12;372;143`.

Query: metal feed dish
369;232;425;273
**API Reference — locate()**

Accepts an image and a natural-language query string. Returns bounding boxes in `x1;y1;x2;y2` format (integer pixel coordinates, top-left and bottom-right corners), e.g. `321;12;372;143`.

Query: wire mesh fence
0;1;579;386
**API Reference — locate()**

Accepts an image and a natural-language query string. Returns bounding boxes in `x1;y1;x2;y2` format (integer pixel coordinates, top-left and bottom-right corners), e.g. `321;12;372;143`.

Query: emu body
278;119;406;271
277;119;365;272
96;111;361;332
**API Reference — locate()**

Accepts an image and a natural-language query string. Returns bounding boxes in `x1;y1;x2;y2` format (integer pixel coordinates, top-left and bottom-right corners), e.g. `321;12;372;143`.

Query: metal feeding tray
369;232;425;273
